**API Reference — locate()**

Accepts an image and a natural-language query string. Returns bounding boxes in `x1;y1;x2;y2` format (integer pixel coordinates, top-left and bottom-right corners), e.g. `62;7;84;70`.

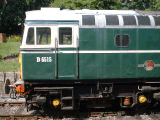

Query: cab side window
36;27;51;45
59;27;72;45
26;28;34;45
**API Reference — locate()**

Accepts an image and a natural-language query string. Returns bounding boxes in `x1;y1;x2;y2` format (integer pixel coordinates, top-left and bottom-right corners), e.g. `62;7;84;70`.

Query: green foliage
154;0;160;10
1;0;27;34
50;0;122;10
7;35;21;42
50;0;95;10
26;0;53;11
50;0;159;10
124;0;156;10
121;6;129;10
0;0;53;34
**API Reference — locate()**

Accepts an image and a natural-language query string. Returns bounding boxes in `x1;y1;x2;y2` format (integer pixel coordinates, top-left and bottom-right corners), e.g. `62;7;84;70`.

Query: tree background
0;0;160;35
0;0;53;35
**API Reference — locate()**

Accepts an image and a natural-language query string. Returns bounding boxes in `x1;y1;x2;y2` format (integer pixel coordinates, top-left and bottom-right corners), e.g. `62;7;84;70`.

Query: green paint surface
58;53;76;80
22;53;55;80
22;28;160;80
79;28;160;79
22;50;77;80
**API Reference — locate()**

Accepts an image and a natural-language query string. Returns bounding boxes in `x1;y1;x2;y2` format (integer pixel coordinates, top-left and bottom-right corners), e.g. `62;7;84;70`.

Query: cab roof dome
25;7;139;21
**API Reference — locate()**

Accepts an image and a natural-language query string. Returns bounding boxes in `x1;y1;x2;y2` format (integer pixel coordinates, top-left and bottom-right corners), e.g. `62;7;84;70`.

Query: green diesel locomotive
15;8;160;111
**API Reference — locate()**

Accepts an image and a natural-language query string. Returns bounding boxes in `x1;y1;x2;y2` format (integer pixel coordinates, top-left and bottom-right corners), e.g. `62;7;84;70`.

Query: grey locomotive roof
136;10;160;15
25;8;160;28
25;7;139;21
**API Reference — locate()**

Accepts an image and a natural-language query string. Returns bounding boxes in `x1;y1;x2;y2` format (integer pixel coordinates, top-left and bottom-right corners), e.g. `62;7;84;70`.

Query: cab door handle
58;49;62;53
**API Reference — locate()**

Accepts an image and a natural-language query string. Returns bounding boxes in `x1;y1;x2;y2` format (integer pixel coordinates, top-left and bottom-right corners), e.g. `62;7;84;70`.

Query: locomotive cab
21;22;79;80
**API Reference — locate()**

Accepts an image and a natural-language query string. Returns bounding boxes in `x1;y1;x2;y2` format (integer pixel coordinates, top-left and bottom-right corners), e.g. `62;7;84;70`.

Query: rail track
1;112;160;120
0;97;25;106
1;97;160;119
0;101;25;106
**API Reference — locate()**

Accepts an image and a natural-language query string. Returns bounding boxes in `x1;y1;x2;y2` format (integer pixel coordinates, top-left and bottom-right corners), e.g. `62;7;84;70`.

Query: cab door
55;25;79;80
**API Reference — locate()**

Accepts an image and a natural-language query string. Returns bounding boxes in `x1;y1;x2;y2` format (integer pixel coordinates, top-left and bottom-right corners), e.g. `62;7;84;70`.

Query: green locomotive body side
21;28;160;80
22;53;55;80
79;28;160;79
22;51;77;80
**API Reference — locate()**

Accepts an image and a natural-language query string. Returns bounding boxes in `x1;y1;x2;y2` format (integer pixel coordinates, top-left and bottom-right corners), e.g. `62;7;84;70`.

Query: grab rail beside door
76;36;79;79
55;37;58;78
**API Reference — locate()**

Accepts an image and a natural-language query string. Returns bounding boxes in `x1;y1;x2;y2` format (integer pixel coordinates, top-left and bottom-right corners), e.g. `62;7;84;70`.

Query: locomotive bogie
23;82;160;111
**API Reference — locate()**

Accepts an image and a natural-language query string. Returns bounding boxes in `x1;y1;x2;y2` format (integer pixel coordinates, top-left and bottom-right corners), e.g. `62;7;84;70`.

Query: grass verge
0;42;21;58
0;41;21;72
0;59;20;72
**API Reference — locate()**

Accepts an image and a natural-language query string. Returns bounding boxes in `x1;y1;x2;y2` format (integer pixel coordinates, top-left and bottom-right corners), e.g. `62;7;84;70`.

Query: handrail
76;36;79;79
55;37;58;78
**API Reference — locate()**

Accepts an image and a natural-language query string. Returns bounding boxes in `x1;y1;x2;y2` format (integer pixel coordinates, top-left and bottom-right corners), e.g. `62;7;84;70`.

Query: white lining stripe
21;50;160;54
21;51;53;54
79;50;160;53
138;64;160;67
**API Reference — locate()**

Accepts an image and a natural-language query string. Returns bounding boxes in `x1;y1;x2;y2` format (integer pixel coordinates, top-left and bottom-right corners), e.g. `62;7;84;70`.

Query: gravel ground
0;104;27;115
0;104;159;120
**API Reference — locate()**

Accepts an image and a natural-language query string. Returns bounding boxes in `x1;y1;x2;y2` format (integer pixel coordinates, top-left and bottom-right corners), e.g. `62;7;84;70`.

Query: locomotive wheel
132;102;154;111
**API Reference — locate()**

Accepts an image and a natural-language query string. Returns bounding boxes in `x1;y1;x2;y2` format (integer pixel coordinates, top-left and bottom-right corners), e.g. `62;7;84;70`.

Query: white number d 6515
36;57;52;62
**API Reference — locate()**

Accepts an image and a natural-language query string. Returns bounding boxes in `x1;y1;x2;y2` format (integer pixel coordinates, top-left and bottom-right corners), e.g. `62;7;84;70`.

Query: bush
7;35;21;42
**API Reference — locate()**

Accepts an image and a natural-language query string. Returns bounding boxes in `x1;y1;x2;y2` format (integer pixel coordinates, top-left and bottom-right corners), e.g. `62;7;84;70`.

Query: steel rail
0;115;51;120
0;102;25;106
1;110;160;120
